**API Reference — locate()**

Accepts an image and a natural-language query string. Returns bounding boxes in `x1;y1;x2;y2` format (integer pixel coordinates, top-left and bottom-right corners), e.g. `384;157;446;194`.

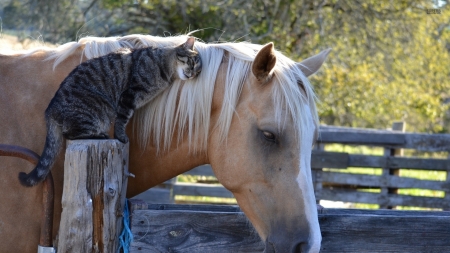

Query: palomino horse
0;34;330;252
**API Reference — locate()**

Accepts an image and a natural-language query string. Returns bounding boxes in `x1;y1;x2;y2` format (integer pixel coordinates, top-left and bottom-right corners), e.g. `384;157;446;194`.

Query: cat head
175;37;202;80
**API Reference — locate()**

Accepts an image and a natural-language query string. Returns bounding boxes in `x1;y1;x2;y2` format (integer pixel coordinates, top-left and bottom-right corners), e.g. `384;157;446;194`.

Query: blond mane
38;34;319;153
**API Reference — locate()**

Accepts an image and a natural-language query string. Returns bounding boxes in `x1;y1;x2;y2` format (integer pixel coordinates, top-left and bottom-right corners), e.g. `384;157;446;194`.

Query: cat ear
183;37;195;50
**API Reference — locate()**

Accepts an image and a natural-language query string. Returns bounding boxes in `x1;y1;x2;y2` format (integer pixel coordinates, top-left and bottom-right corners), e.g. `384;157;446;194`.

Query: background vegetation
0;0;449;132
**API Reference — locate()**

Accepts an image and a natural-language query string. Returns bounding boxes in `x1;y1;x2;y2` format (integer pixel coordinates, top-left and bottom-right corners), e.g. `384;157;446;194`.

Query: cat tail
18;118;63;187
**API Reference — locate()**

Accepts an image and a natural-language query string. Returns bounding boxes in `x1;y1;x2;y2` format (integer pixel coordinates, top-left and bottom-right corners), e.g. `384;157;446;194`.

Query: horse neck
126;58;232;197
127;129;209;197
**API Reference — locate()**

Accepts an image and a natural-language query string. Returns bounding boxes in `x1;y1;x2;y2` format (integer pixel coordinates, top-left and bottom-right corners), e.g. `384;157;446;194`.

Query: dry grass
0;33;56;52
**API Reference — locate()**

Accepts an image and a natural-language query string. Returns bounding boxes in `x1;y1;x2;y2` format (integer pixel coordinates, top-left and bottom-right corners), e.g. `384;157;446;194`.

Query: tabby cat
19;37;202;187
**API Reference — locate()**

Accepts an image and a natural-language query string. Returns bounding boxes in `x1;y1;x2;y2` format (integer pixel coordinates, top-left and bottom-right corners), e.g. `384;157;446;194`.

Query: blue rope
118;199;133;253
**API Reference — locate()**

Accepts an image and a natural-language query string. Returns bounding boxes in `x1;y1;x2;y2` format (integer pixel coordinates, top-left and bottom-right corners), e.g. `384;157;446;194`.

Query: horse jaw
296;48;331;77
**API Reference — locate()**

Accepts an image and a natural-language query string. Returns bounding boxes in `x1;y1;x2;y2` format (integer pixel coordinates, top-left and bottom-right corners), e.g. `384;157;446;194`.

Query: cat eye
177;56;187;64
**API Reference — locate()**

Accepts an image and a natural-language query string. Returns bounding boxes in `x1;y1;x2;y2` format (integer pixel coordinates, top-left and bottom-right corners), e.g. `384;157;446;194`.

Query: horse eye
262;131;276;142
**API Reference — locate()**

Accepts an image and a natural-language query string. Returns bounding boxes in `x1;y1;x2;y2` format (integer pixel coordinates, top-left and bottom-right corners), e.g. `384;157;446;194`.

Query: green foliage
2;0;24;29
309;1;450;133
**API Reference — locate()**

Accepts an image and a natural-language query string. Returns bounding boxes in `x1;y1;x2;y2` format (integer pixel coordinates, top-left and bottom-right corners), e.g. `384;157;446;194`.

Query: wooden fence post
312;143;325;204
380;122;405;209
57;140;129;253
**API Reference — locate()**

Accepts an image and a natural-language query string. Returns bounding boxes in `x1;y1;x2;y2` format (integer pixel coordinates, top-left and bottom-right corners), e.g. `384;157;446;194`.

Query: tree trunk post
57;140;129;253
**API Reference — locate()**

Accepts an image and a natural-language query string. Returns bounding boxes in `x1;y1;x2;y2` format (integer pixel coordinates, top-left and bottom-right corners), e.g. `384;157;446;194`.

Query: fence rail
129;202;450;253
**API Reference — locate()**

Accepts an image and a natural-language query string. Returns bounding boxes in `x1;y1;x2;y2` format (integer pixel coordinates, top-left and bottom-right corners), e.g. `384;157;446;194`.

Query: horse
0;34;330;253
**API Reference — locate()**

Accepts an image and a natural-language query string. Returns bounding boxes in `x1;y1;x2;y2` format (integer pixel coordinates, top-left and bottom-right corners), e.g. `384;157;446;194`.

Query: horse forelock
23;34;318;153
271;53;320;143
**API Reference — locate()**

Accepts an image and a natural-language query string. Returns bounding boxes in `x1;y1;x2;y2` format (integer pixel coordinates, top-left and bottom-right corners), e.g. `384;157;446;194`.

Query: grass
174;195;237;205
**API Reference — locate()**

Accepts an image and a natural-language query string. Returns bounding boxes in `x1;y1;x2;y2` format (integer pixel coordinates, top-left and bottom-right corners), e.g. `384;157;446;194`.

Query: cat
18;37;202;187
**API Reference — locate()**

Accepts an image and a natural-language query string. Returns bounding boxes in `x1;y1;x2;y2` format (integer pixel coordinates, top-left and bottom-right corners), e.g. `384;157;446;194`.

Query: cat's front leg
115;90;136;143
114;108;132;143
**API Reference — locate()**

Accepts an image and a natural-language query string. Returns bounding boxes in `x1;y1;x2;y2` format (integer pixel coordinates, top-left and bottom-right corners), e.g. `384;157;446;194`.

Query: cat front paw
114;133;129;144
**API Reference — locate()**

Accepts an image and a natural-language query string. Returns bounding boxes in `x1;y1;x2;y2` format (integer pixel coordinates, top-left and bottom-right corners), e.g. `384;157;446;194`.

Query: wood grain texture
57;140;129;253
130;210;264;253
319;214;450;252
129;205;450;253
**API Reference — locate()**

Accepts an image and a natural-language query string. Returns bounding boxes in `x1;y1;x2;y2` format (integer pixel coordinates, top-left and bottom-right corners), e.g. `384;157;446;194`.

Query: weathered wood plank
173;183;234;198
129;207;450;253
322;208;450;216
312;150;349;168
320;125;394;133
130;210;264;253
319;214;450;252
132;202;450;216
310;152;450;171
319;188;450;209
57;140;129;253
318;131;406;146
387;156;450;170
321;171;449;191
318;127;450;151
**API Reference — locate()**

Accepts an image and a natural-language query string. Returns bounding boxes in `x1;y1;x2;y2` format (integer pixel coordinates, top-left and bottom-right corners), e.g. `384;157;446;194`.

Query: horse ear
296;48;331;77
184;37;195;50
252;42;277;82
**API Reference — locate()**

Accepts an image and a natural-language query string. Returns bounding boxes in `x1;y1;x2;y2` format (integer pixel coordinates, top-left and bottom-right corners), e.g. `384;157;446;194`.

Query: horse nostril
294;243;302;253
293;241;308;253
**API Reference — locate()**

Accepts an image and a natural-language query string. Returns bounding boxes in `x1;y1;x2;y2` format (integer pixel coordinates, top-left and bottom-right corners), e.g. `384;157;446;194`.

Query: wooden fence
314;123;450;209
134;123;450;209
129;201;450;252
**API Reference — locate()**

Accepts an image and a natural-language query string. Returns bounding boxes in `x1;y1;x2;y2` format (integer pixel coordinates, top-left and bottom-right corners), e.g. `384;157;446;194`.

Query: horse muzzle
263;234;311;253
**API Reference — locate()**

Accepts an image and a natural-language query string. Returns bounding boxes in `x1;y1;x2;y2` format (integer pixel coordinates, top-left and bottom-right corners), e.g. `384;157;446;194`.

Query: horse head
208;43;330;253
